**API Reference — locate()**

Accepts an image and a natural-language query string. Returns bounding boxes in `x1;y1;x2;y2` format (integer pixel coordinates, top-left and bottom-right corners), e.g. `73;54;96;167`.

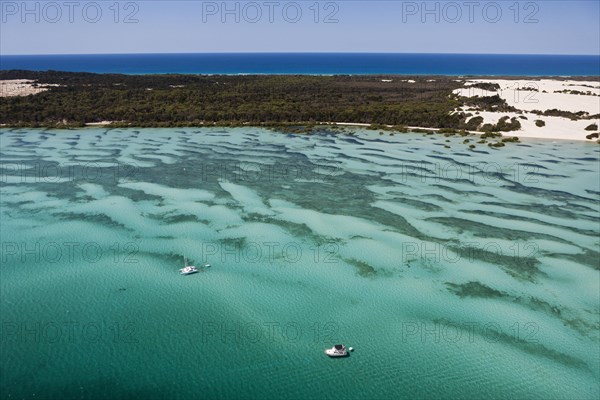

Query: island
1;70;598;142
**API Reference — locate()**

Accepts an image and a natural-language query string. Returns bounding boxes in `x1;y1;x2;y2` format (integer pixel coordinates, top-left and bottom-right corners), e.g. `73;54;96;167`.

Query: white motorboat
179;258;199;275
324;344;349;357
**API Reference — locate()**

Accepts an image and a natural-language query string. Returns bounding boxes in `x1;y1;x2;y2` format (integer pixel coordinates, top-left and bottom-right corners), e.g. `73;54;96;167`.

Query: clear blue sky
1;1;599;55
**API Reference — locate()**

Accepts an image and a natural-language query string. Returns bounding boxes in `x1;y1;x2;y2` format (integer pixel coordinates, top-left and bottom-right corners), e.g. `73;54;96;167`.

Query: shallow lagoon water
0;127;598;399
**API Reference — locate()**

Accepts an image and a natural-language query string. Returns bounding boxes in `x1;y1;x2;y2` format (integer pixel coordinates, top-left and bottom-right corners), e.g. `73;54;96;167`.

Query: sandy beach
454;79;600;141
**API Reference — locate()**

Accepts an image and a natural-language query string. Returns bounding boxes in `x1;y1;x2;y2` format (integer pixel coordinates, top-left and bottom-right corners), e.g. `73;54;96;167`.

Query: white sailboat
179;257;199;275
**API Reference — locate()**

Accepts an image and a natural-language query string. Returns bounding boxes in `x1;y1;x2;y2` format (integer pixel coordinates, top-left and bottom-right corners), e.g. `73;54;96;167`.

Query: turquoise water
1;127;598;399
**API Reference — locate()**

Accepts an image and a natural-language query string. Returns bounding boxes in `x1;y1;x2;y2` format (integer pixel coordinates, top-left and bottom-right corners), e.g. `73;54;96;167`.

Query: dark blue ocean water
0;53;599;76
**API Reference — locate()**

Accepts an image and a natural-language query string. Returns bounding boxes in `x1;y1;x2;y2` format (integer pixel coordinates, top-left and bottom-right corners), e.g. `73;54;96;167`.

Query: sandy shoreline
1;119;595;143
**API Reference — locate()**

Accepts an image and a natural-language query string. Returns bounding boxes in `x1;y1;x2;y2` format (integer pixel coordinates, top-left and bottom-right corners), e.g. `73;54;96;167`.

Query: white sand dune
454;79;600;141
0;79;59;97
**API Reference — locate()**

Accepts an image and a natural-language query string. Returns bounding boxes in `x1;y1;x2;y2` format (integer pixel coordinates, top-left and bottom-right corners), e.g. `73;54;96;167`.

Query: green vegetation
439;128;460;135
585;123;598;131
531;109;598;121
0;72;553;153
554;89;599;96
463;115;484;130
586;132;599;140
460;94;517;113
479;116;521;133
1;70;469;128
480;132;503;139
468;82;501;91
517;86;539;91
410;128;435;134
494;116;521;132
535;119;546;127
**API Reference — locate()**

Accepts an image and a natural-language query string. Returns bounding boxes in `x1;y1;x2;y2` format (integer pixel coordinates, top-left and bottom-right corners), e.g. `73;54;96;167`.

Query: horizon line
2;51;599;57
